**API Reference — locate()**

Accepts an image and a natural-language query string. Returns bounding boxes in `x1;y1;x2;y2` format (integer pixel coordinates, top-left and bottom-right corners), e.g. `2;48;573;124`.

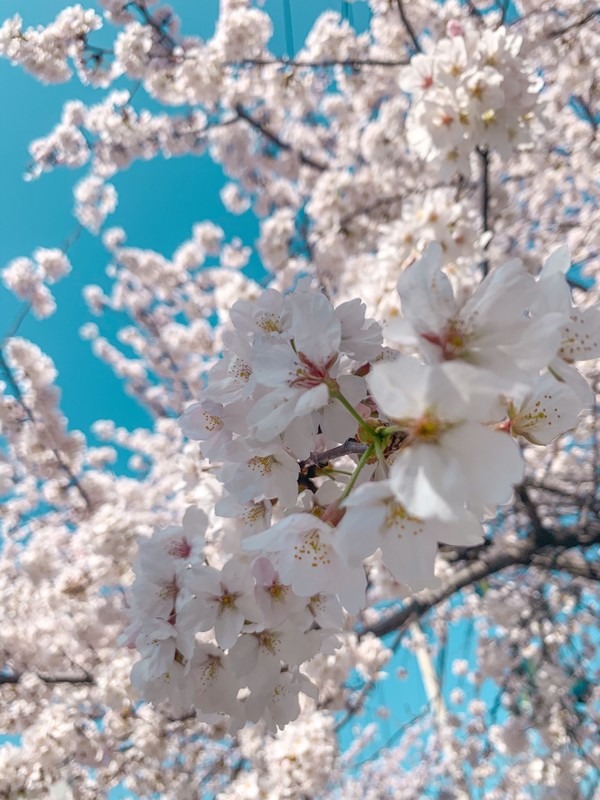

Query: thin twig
477;146;491;276
226;57;409;69
548;8;600;38
396;0;422;53
300;438;369;469
361;521;600;640
234;104;327;171
0;670;94;685
0;350;93;511
126;0;179;51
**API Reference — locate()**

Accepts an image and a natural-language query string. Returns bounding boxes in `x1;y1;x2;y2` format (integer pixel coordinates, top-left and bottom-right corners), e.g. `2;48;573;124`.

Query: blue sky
0;0;371;434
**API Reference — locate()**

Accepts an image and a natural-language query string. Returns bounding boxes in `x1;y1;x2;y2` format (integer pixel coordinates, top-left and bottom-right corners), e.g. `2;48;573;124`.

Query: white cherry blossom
244;513;367;612
338;480;483;589
367;357;524;520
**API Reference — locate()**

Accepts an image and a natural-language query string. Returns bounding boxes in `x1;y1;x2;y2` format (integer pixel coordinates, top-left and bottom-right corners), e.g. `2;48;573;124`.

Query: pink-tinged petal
182;506;209;537
384;317;420;348
337;502;387;564
247;391;298;440
243;526;284;553
334;564;367;614
308;593;345;630
229;634;260;677
283;414;315;459
252;341;296;387
464;259;532;329
252;556;277;585
179;401;224;439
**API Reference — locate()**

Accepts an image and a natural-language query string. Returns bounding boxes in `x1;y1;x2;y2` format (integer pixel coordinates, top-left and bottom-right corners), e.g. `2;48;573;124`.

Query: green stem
373;436;388;475
323;468;355;477
380;424;405;436
331;389;373;435
339;444;374;503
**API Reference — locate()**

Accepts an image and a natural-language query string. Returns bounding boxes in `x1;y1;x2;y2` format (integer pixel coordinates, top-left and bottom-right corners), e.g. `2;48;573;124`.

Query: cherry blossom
0;0;599;797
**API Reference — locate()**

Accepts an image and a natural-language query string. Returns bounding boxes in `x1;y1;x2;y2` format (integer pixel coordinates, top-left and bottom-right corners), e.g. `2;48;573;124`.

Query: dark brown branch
300;438;369;469
574;93;598;137
234;104;327;171
531;550;600;581
339;194;405;228
464;0;483;18
515;483;552;546
0;671;94;686
125;1;179;51
361;522;600;640
548;8;600;38
396;0;422;53
0;350;93;511
477;146;491;276
226;57;409;69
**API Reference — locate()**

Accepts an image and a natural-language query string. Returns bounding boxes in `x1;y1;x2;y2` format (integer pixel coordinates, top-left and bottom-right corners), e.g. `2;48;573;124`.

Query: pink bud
446;19;464;37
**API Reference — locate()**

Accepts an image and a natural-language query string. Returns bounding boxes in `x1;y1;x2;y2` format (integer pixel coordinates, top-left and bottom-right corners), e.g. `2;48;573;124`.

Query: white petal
214;609;245;650
389;445;463;521
442;423;523;514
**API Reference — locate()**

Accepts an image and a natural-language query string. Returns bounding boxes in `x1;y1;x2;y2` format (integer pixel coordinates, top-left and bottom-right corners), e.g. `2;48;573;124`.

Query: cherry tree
1;0;599;798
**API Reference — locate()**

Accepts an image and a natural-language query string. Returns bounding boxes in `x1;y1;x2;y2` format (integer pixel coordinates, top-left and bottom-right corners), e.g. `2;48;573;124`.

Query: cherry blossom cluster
1;248;71;319
1;0;599;795
401;23;543;176
127;242;600;728
0;6;104;84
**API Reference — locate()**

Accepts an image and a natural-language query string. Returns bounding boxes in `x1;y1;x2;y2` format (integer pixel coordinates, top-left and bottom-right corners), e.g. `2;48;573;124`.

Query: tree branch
477;146;491;277
0;670;94;686
515;483;552;546
300;438;369;469
125;1;179;51
531;550;600;581
226;57;409;69
548;8;600;38
361;522;600;640
574;93;598;138
396;0;422;53
234;104;327;171
0;350;93;512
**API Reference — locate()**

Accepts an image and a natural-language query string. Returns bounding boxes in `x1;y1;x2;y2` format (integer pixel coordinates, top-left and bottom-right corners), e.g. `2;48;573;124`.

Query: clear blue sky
0;0;371;434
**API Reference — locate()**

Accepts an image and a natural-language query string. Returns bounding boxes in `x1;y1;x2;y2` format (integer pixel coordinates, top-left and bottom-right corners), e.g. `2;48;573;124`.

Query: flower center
409;412;445;443
167;537;192;559
290;352;337;390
